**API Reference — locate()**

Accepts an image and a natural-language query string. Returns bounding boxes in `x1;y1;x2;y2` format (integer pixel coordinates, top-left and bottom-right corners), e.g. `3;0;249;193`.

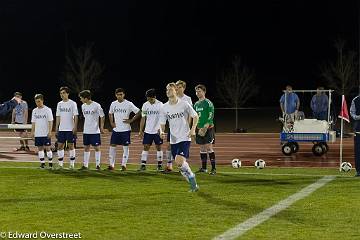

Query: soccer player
164;80;193;172
30;94;54;169
138;89;163;171
194;84;216;175
159;82;199;192
108;88;141;171
55;86;79;169
11;92;30;151
79;90;105;170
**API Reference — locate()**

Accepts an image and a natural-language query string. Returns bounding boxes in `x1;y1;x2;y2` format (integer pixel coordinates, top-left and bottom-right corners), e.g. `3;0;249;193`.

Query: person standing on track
11;92;30;151
350;94;360;177
310;87;329;120
280;85;300;122
159;82;199;192
193;84;216;175
55;86;79;169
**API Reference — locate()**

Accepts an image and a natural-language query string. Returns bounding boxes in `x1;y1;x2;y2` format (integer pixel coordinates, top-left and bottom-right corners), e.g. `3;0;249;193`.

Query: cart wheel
312;143;324;156
290;142;299;153
282;143;293;156
320;142;328;153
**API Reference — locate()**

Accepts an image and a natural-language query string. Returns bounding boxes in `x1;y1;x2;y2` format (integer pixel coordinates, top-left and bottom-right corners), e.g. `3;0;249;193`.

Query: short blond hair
167;82;177;89
175;80;186;88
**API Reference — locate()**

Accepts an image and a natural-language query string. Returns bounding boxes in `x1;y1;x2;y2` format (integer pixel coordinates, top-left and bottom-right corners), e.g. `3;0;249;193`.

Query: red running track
0;132;354;168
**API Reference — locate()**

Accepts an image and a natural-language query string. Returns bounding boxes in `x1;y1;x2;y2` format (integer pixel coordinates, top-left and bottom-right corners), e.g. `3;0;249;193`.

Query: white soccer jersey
31;106;54;137
141;99;163;134
82;101;105;134
56;99;79;131
160;99;197;144
109;99;140;132
179;94;193;106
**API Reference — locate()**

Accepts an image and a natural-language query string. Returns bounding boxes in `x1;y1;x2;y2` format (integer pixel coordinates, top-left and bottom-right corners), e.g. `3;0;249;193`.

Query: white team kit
56;99;79;131
109;99;140;132
160;99;197;144
82;101;105;134
141;99;163;134
178;94;193;106
31;106;54;137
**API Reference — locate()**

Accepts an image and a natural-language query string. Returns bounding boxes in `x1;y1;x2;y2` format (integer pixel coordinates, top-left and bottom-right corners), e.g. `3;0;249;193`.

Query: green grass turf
0;162;358;240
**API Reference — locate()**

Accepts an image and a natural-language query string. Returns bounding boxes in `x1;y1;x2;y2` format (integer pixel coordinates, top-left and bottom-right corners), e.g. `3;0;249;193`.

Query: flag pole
339;117;344;166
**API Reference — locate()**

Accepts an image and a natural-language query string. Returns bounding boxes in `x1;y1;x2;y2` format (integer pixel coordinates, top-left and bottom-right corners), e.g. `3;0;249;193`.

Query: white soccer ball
340;162;352;172
232;158;241;168
255;159;266;169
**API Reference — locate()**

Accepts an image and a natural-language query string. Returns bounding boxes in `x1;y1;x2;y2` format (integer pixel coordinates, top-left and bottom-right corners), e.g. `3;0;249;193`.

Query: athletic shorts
14;122;26;132
83;133;101;146
143;132;163;145
196;127;215;145
35;137;51;147
110;130;131;146
171;141;190;159
57;131;76;144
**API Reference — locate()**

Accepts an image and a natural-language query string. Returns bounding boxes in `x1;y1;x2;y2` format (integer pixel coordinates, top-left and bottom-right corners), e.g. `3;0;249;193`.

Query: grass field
0;162;359;240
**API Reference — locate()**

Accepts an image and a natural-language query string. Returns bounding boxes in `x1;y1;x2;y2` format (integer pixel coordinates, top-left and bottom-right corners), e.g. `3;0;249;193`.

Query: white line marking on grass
213;175;336;240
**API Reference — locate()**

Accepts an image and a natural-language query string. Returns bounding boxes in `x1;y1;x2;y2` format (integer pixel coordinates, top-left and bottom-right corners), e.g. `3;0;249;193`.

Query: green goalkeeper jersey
194;98;214;128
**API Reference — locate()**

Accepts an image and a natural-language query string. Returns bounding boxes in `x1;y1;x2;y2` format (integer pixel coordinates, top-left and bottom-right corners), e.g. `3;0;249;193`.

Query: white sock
141;150;148;165
122;146;129;166
38;150;45;163
57;149;64;167
95;151;101;167
180;161;195;179
46;150;53;161
157;151;163;162
84;151;90;168
166;150;173;168
69;149;76;167
109;146;116;167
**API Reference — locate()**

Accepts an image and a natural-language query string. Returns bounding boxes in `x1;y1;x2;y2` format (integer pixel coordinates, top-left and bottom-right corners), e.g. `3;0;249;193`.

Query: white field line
213;176;336;240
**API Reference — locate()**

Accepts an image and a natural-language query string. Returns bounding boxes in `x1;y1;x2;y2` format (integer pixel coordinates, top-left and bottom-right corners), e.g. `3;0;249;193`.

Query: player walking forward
55;86;79;169
30;94;54;169
108;88;141;171
79;90;105;170
194;84;216;175
138;89;164;171
159;83;199;192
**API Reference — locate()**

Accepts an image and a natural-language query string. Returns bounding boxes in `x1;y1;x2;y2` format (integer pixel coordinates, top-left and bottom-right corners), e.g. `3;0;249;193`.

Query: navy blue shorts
143;132;163;145
57;131;76;144
83;134;101;146
35;137;51;147
110;130;131;146
171;141;190;159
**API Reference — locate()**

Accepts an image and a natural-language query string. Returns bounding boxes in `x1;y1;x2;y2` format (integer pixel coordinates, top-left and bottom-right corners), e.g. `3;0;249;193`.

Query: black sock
209;152;216;170
200;152;207;169
158;161;163;167
141;160;146;165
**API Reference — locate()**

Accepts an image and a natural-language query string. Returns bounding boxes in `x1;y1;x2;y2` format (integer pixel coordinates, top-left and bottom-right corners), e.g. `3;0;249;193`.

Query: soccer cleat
40;163;45;169
120;165;127;171
16;146;25;151
107;165;115;171
79;166;88;171
137;165;146;171
157;165;163;171
96;165;101;170
196;168;208;173
188;176;199;192
355;172;360;177
24;146;31;152
69;165;75;170
49;163;53;169
163;166;173;173
209;168;216;175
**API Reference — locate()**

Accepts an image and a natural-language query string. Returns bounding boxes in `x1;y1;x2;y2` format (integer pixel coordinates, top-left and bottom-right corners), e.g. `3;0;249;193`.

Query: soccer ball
232;158;241;168
340;162;352;172
255;159;266;169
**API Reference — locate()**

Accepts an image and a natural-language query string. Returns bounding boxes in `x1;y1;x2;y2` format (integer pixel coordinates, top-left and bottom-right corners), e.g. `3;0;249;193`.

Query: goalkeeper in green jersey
194;84;216;175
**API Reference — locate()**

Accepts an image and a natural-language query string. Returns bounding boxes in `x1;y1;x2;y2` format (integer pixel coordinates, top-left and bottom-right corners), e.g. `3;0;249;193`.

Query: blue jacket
0;99;17;116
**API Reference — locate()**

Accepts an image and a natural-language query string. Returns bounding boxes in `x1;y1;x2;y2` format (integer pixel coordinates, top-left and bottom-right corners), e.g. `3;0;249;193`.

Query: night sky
0;0;358;110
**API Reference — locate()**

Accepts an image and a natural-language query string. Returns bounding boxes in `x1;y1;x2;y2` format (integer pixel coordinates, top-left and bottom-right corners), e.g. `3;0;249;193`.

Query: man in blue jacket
0;96;21;116
350;95;360;177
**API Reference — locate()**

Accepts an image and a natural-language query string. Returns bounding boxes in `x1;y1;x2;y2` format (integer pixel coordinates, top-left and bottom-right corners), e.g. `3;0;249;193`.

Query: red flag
338;95;350;123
